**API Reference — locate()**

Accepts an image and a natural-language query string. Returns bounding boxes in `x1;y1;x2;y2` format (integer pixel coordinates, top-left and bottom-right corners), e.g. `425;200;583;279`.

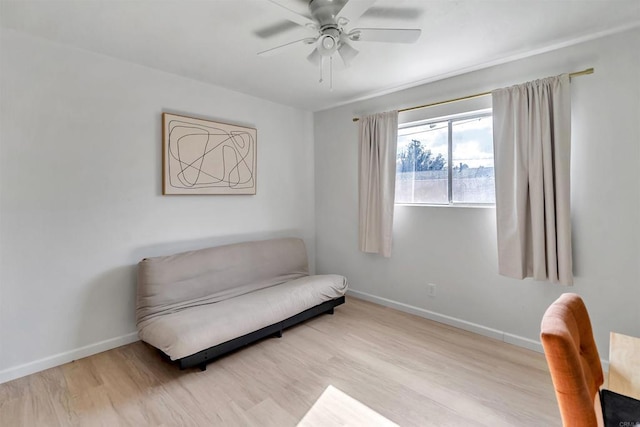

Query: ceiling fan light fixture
338;41;359;67
318;34;338;56
307;47;322;66
322;35;335;49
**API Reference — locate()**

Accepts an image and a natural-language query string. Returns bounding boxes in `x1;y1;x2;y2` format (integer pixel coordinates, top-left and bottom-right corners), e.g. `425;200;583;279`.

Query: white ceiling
2;0;639;111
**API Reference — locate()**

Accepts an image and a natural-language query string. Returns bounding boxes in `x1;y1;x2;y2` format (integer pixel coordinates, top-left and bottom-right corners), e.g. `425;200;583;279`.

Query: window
395;111;495;205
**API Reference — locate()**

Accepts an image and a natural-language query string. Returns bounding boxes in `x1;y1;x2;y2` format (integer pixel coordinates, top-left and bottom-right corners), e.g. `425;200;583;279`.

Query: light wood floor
0;297;561;426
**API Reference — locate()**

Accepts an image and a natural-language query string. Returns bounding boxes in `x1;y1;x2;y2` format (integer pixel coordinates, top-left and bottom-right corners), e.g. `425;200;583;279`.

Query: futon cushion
137;274;347;360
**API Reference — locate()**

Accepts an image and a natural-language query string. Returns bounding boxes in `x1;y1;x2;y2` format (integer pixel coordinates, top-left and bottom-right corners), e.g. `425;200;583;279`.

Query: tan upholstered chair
540;293;604;427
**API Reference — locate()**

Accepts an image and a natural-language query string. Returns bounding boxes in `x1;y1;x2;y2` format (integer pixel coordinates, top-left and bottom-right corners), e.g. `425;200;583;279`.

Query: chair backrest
540;293;604;427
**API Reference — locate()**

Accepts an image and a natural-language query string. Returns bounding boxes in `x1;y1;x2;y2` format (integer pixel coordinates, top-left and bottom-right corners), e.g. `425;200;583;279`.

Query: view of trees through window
395;112;495;205
397;139;446;173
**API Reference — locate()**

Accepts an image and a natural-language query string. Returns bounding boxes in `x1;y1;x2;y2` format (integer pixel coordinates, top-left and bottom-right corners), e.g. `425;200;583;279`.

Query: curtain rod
352;67;594;122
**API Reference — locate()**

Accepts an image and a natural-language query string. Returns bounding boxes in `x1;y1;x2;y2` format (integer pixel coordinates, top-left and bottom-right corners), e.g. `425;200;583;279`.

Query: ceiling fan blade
348;28;421;43
361;6;424;21
258;38;317;57
307;47;322;66
253;21;300;39
265;0;317;29
337;0;378;25
338;42;359;68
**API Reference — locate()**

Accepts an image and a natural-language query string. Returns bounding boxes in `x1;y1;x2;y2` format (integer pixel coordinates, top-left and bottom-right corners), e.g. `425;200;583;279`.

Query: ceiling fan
258;0;422;88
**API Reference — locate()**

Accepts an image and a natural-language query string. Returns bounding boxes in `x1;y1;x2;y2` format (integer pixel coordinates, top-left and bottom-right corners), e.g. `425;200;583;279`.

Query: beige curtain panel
492;74;573;285
358;110;399;258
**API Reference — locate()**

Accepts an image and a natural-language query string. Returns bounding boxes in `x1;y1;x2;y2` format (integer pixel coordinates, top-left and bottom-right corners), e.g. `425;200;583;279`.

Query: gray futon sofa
136;237;347;370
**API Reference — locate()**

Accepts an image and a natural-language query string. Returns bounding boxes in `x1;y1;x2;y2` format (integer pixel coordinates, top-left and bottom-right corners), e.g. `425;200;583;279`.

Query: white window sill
395;203;495;209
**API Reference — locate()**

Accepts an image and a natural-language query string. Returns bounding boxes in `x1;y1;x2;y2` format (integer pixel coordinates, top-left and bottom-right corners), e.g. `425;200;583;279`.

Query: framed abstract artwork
162;113;257;195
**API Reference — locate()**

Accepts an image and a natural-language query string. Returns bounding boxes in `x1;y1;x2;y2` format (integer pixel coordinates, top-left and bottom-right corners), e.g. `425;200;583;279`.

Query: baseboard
503;332;544;353
348;289;513;343
347;289;611;371
0;332;139;384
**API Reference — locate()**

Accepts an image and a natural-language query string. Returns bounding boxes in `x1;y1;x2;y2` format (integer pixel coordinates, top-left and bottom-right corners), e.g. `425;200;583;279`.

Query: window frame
395;108;495;207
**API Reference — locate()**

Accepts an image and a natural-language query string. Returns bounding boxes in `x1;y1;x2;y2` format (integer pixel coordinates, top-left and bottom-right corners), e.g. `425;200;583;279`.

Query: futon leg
199;363;207;372
274;329;283;338
326;308;334;315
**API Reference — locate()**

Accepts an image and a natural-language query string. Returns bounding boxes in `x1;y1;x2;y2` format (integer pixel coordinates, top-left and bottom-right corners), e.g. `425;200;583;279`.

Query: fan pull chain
329;55;333;91
319;56;324;83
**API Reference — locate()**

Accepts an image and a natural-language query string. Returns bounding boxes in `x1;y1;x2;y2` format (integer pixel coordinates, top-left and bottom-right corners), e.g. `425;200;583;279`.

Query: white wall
314;28;640;356
0;29;315;381
1;26;638;385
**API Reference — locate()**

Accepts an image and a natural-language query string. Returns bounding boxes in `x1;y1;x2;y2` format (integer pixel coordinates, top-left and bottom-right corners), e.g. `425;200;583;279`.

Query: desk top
609;332;640;400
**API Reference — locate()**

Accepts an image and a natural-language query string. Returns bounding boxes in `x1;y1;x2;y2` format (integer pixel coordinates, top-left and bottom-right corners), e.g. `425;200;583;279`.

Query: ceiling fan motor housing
309;0;348;26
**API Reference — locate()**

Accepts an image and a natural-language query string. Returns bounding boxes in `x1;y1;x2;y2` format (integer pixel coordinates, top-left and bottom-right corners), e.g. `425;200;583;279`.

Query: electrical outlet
427;283;437;297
